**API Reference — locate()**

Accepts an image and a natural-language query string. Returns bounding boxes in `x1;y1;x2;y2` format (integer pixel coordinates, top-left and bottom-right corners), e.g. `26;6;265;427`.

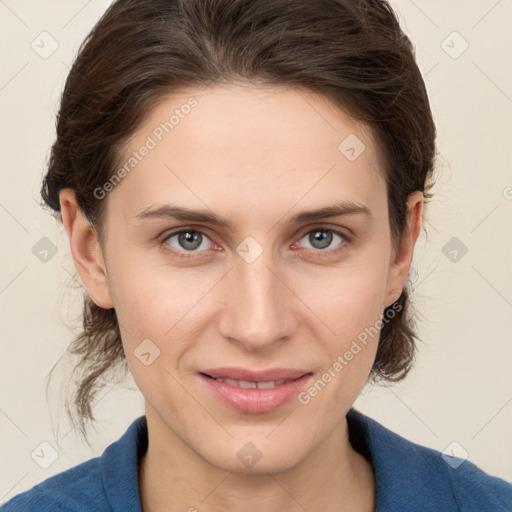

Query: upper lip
200;367;311;382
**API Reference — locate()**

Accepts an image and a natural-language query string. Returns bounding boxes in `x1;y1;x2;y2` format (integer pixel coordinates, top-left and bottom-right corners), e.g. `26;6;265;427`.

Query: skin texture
59;83;423;512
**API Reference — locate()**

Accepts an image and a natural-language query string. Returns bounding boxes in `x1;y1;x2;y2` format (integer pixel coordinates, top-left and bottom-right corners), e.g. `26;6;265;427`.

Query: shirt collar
101;415;147;512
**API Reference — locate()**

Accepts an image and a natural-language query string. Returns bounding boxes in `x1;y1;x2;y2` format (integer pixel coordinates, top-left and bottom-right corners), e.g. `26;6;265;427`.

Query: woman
2;0;511;511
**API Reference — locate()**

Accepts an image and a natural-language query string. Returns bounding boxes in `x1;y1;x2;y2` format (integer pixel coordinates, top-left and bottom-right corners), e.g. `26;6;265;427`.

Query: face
62;82;422;474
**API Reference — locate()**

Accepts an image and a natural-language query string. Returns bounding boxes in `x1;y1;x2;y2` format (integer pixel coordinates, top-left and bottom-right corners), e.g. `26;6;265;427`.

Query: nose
216;248;298;351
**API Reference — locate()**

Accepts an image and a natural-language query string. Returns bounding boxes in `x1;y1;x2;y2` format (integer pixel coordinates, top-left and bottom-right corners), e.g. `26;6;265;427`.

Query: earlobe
384;191;424;309
59;188;114;309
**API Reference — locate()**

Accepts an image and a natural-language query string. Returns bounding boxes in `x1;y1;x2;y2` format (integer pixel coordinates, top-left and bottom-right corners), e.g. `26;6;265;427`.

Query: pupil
180;230;201;250
311;230;331;249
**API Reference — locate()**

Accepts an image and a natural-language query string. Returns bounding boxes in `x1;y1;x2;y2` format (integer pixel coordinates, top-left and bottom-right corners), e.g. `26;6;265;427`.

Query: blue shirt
2;408;511;511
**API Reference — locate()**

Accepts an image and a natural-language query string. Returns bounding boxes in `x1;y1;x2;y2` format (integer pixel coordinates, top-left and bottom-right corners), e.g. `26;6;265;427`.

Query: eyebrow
134;201;373;228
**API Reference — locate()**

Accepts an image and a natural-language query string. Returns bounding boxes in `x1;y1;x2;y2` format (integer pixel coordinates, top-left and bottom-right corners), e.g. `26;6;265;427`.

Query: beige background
1;0;511;503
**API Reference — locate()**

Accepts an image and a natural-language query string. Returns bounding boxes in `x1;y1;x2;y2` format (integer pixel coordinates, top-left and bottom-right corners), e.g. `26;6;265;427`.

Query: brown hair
42;0;437;442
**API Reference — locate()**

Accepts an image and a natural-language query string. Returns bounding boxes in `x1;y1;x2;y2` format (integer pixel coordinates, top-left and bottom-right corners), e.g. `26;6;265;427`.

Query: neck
138;403;375;512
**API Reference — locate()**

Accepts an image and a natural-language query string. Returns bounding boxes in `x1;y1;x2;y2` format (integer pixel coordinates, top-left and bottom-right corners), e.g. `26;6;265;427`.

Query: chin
201;437;309;475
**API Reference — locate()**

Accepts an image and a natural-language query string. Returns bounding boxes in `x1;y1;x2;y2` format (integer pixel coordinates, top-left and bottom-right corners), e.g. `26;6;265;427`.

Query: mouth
199;366;310;382
200;373;301;389
197;368;313;414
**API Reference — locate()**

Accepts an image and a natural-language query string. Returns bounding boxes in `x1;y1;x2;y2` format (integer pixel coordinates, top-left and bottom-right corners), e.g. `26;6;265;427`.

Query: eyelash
158;226;352;261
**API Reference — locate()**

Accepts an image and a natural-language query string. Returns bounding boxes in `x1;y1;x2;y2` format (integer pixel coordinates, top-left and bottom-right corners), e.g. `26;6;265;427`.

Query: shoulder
1;415;147;512
347;408;512;511
445;452;512;510
416;438;512;511
0;457;105;512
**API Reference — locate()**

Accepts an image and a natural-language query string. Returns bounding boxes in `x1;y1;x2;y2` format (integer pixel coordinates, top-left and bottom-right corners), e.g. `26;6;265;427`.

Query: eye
159;226;350;260
297;227;347;253
161;229;214;258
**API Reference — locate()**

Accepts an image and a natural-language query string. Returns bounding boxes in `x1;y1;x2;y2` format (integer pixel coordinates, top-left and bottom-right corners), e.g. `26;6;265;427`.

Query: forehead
126;82;377;158
108;83;386;221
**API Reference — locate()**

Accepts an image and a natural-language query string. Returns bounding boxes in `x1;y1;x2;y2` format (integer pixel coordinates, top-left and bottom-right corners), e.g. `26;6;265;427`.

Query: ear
59;188;114;309
383;190;424;309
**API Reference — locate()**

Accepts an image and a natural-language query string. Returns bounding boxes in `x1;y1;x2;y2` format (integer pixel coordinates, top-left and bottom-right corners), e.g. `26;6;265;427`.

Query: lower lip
199;373;313;414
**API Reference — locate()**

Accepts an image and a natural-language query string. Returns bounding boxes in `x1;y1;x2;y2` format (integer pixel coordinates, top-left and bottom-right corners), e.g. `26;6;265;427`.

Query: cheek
296;250;389;391
107;246;202;334
300;253;389;337
106;252;219;389
109;257;204;411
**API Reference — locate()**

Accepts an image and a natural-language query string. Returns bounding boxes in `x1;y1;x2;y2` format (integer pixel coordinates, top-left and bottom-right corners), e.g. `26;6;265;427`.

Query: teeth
214;377;288;389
